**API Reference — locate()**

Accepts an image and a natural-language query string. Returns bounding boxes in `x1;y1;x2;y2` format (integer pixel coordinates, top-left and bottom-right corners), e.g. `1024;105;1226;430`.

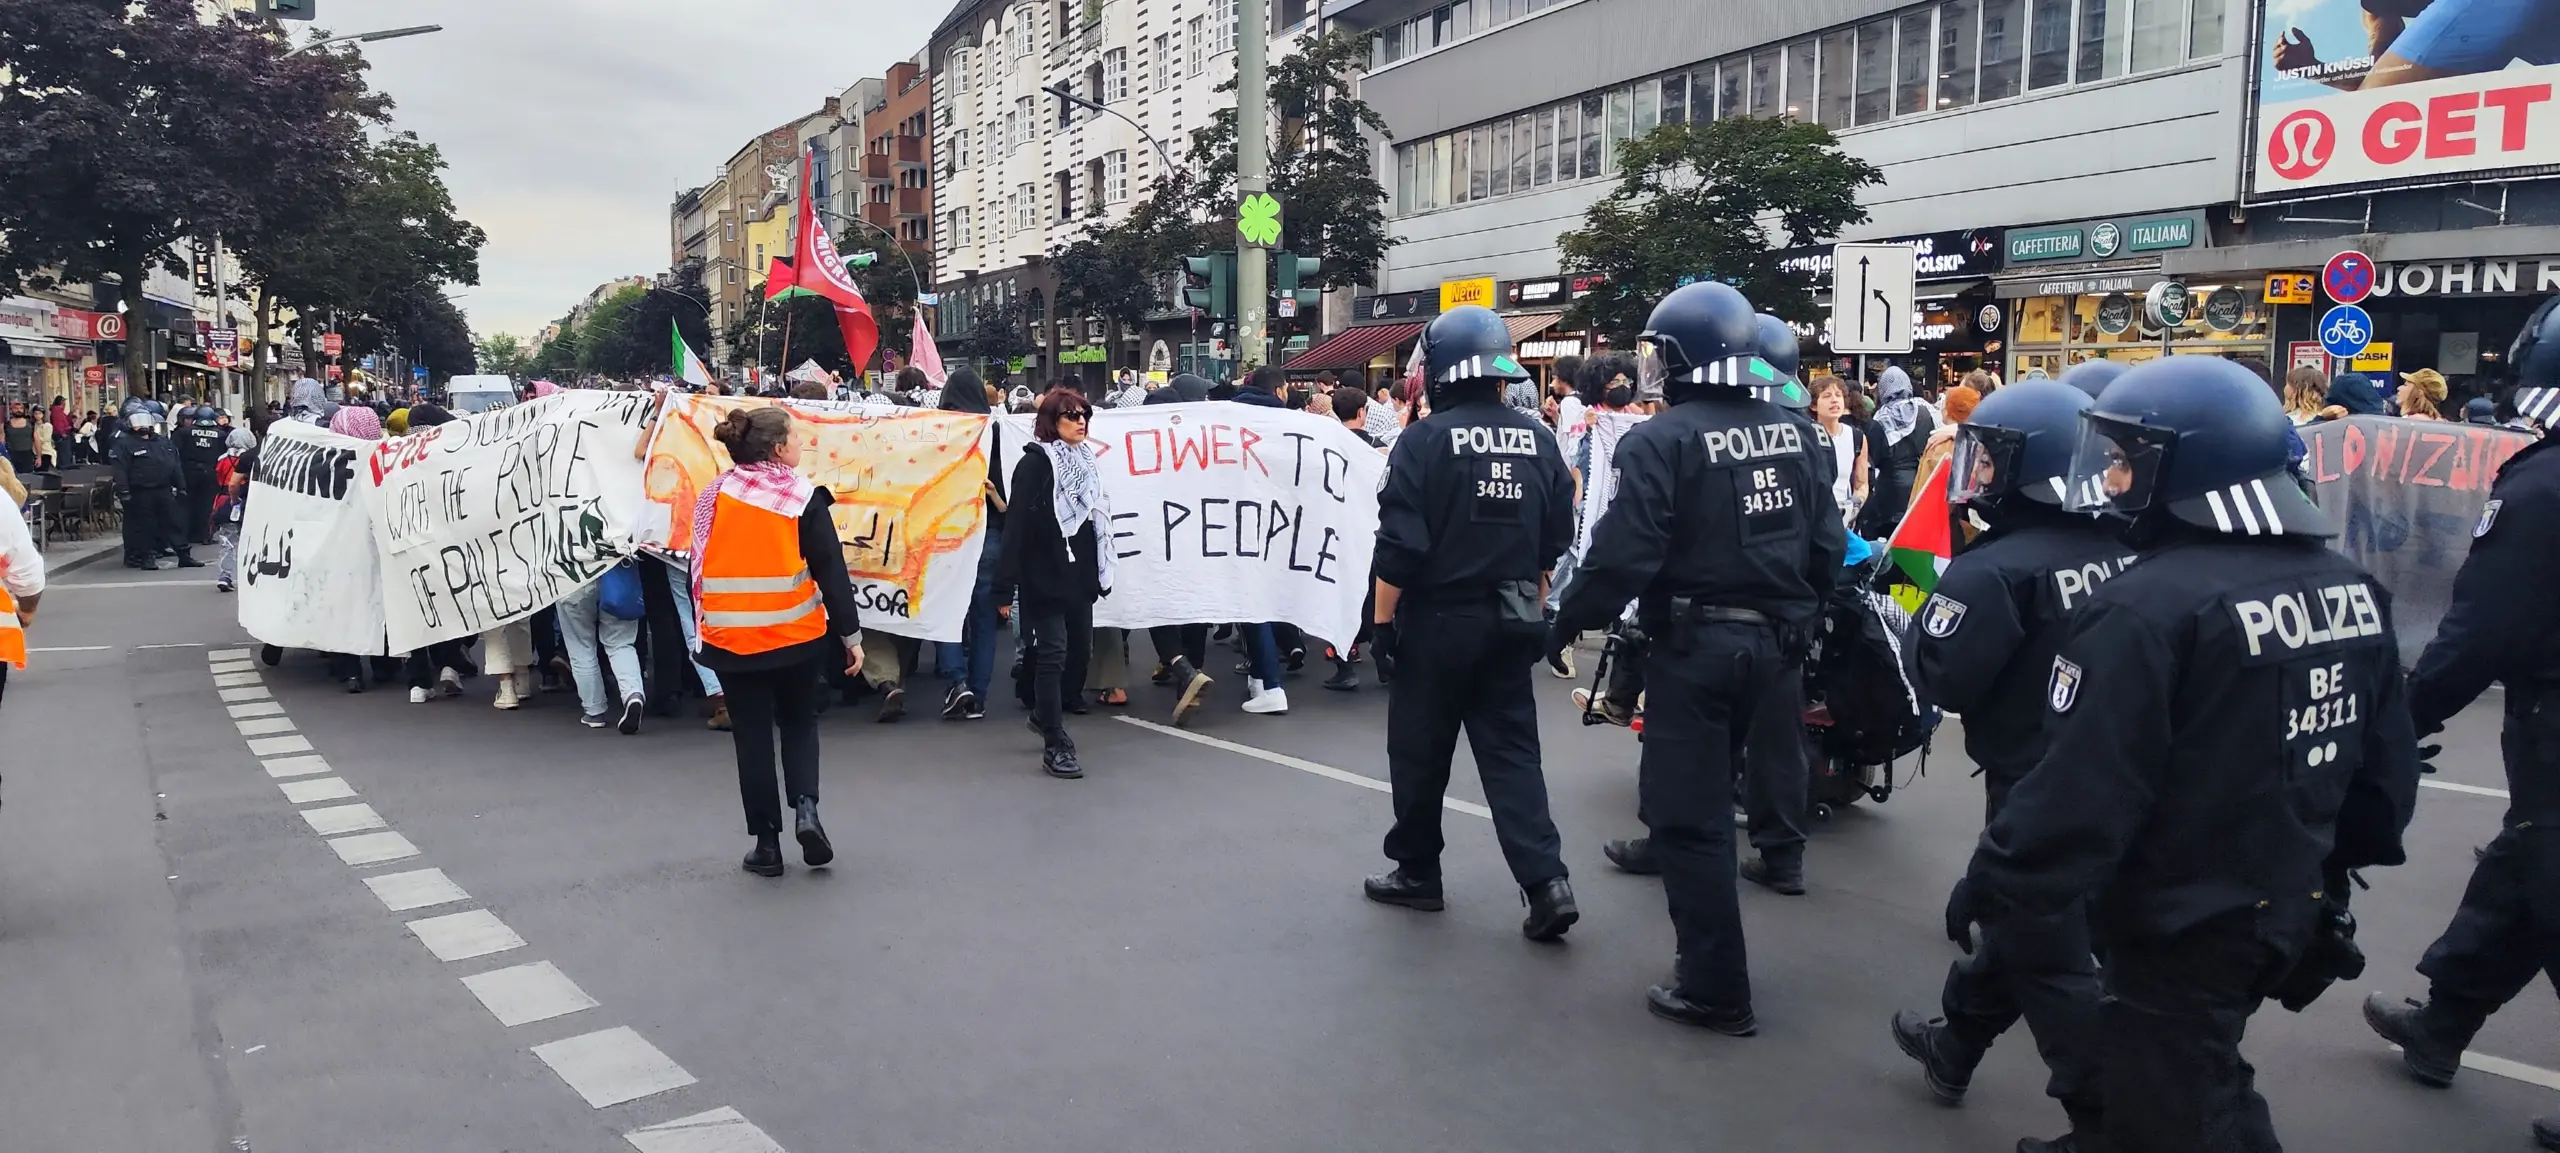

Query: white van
446;375;518;414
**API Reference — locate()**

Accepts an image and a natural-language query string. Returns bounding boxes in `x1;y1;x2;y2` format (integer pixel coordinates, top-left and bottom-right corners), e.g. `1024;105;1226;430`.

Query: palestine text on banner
1886;457;1953;610
236;419;396;655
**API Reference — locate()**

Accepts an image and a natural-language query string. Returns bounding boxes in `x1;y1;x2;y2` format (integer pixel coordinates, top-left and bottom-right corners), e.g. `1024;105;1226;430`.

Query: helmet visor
2063;413;2174;516
1635;342;1668;404
1946;424;2025;507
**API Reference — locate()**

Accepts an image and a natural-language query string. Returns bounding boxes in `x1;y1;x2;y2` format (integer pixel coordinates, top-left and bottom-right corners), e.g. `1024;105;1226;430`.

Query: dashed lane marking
219;686;272;703
214;672;263;688
246;734;313;757
2421;779;2510;799
406;909;527;962
625;1107;789;1153
363;868;470;913
300;803;387;836
235;716;299;737
27;645;113;653
532;1027;699;1109
209;648;252;661
277;778;357;805
461;961;601;1028
262;754;331;779
1116;716;1495;819
2465;1051;2560;1093
228;701;287;719
327;831;420;867
57;580;220;591
135;640;212;646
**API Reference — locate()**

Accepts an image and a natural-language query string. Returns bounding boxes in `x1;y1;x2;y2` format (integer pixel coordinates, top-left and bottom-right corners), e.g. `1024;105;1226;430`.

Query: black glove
1368;620;1398;678
2417;743;2441;774
1944;876;1980;956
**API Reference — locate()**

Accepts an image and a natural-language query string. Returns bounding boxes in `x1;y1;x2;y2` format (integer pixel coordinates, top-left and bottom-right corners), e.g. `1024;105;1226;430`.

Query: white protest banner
361;391;657;650
235;419;395;654
643;395;993;644
1060;404;1383;646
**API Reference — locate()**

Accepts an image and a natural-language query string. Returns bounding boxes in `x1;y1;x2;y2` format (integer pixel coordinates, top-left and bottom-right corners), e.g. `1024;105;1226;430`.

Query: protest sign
2300;415;2531;664
236;419;395;654
644;395;993;643
362;391;658;651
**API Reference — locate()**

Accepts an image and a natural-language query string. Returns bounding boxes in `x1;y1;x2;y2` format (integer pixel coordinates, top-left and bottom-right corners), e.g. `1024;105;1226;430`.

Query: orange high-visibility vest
0;581;23;670
695;493;829;657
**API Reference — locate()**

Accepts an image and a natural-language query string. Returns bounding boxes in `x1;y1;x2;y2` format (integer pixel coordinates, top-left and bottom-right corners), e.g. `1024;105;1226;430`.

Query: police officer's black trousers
1639;619;1774;1006
1382;605;1566;888
183;465;218;545
124;487;186;563
1942;898;2104;1126
2415;692;2560;1035
2100;910;2304;1153
1741;654;1808;863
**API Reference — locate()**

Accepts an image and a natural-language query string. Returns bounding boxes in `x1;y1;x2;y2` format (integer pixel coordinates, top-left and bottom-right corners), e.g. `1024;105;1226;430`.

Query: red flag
787;145;878;371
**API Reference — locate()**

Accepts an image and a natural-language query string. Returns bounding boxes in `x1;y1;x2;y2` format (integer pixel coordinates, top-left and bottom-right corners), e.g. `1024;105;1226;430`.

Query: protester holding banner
931;369;1006;722
999;389;1109;779
691;405;864;877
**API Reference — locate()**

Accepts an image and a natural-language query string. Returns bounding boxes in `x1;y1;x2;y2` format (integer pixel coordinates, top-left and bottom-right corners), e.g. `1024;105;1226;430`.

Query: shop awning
161;357;220;373
0;336;78;359
1504;311;1566;343
1288;321;1424;370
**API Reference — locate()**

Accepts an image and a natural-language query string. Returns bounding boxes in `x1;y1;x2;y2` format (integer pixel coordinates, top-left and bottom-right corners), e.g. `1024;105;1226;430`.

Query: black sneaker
940;684;967;720
580;712;609;729
1891;1010;1975;1104
957;692;986;720
1044;745;1084;779
876;686;905;723
1322;661;1358;691
616;694;644;735
2363;993;2465;1087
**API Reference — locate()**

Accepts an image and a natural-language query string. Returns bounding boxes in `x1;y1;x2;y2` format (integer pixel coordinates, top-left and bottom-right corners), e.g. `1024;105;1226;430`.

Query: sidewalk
37;533;124;576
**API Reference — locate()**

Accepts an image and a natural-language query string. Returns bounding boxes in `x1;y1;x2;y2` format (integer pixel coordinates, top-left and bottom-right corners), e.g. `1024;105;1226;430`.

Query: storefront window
1818;30;1853;128
1980;0;2024;99
1896;11;1934;115
2028;0;2072;90
1854;20;1893;126
2009;289;2274;380
2077;0;2125;83
1938;0;1979;108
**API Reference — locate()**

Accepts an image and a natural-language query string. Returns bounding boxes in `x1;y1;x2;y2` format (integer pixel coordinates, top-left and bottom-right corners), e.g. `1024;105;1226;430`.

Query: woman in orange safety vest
0;457;47;704
689;405;864;878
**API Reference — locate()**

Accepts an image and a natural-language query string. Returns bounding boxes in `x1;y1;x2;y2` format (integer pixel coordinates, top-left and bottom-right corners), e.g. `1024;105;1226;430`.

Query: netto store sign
1778;229;2004;282
2005;213;2202;264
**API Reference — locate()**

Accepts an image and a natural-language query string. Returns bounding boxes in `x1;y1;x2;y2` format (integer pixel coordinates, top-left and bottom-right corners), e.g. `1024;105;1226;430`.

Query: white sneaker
409;686;430;704
1243;684;1289;714
494;680;521;710
437;666;463;697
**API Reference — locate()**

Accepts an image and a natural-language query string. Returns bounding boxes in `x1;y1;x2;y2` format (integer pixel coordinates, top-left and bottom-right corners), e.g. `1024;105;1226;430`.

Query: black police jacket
1969;531;2421;942
114;434;184;492
1906;506;2136;791
1556;392;1842;636
2409;435;2560;741
177;407;226;466
1374;396;1572;597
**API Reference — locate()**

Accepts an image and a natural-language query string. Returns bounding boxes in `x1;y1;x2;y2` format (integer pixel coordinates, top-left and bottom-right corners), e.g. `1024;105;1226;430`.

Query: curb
46;542;126;576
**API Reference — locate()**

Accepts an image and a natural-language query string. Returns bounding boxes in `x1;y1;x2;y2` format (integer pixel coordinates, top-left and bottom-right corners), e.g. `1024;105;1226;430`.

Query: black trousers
1148;624;1208;670
404;640;474;689
1638;620;1773;1006
2099;910;2305;1153
123;486;188;562
1944;898;2106;1126
1381;604;1565;888
183;465;218;545
1741;654;1809;862
1026;600;1092;750
326;651;404;683
2418;691;2560;1030
725;658;824;836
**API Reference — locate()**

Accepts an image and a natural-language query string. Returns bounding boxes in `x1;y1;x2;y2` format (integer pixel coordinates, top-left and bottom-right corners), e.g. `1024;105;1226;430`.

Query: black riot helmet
2058;358;2128;401
1640;283;1770;403
1751;313;1811;410
1421;305;1530;404
2507;296;2560;428
2064;354;2334;538
1948;379;2089;513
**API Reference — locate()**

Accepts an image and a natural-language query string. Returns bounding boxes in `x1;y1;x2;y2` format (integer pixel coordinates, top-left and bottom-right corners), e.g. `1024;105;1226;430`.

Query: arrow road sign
1829;243;1916;355
2319;304;2374;359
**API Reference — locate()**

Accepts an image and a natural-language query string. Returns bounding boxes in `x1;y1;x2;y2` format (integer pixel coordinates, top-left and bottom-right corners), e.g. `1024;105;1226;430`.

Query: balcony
863;202;892;229
862;153;889;179
896;188;929;215
896;135;925;164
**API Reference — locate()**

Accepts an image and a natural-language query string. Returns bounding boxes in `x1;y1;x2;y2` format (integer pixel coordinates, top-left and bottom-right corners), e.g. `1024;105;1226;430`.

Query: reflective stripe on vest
695;493;830;657
701;591;824;629
700;572;813;595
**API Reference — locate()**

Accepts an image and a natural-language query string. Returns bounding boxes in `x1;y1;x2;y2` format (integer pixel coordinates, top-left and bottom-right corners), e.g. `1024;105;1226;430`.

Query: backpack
1806;581;1930;766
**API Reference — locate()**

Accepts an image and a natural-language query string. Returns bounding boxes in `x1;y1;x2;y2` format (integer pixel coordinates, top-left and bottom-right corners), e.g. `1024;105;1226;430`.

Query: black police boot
1740;853;1806;896
2532;1114;2560;1152
1362;866;1444;911
1646;983;1755;1035
175;553;206;568
1322;657;1358;692
793;797;833;868
1890;1010;1977;1104
1520;877;1578;941
742;833;785;877
2362;993;2470;1087
1603;836;1661;875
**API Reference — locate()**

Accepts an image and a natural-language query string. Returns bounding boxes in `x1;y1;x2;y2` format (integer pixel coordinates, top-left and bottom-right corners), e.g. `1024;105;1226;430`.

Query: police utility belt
1638;597;1776;652
1404;578;1547;643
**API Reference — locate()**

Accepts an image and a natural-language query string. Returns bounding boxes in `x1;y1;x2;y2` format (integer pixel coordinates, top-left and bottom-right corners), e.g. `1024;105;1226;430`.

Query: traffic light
1274;251;1322;314
264;0;317;19
1183;253;1234;320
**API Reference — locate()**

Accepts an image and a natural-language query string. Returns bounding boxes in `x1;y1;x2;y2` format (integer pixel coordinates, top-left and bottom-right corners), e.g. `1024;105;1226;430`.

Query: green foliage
475;333;531;380
529;314;582;380
1176;29;1396;290
1557;117;1882;347
576;286;649;374
842;231;933;363
957;300;1032;367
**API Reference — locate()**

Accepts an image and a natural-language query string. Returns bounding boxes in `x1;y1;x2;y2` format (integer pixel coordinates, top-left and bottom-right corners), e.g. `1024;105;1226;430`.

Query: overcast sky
335;0;947;341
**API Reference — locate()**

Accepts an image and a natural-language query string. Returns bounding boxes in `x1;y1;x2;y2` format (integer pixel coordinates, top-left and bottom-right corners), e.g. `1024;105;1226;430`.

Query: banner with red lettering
2252;0;2558;197
2300;415;2533;663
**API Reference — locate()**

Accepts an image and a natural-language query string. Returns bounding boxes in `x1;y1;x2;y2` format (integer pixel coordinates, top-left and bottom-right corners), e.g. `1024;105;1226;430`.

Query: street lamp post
284;24;443;56
1041;83;1177;171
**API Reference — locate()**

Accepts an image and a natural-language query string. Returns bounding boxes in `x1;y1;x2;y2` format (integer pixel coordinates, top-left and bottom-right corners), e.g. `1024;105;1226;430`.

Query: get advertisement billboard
2249;0;2560;199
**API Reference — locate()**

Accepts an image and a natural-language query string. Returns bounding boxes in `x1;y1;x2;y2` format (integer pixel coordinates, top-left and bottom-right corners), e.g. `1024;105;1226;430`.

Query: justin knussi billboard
2251;0;2560;198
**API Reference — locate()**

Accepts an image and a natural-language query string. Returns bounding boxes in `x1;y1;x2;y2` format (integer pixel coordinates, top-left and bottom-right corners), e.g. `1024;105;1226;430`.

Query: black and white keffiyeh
1041;439;1113;593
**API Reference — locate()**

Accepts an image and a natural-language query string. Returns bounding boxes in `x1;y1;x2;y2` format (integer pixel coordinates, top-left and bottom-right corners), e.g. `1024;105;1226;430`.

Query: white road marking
328;831;420;866
406;909;526;962
219;686;272;702
214;672;263;688
61;581;220;591
363;868;470;912
227;701;286;719
262;754;331;779
208;662;257;676
461;961;600;1027
2422;779;2510;799
135;640;211;646
246;735;313;756
28;645;113;653
209;648;251;661
1116;716;1494;819
300;803;387;836
533;1027;698;1109
235;717;298;737
277;778;356;805
2465;1051;2560;1093
626;1107;788;1153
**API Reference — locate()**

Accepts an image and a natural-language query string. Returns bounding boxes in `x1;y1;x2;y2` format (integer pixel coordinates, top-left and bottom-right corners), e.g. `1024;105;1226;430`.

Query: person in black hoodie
999;388;1110;777
934;369;1008;720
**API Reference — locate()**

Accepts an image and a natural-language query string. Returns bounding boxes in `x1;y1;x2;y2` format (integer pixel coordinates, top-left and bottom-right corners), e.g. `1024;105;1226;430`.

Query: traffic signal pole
1235;0;1271;370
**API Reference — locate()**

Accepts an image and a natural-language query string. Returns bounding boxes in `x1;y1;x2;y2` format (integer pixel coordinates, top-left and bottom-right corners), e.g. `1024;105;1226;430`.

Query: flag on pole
672;322;711;387
909;311;947;387
776;145;879;372
762;255;799;301
1885;457;1954;602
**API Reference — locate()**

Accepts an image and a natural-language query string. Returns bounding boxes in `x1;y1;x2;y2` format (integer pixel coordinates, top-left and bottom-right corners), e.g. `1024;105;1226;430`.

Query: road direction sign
1829;243;1916;355
2319;304;2374;359
2323;250;2375;305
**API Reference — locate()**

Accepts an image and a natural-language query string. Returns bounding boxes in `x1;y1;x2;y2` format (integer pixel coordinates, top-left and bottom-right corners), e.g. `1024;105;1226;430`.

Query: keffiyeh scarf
1871;367;1926;447
1041;439;1113;593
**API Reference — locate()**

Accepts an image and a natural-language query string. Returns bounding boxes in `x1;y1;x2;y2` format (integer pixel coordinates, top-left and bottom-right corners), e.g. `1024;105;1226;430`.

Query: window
1781;41;1813;118
1080;63;1103;122
727;266;737;284
1106;150;1128;202
953;49;969;95
2129;0;2181;70
1003;109;1019;151
1217;0;1238;53
1578;93;1603;179
1603;86;1632;171
953;129;970;169
1490;118;1512;196
1016;96;1036;145
1420;134;1443;209
1469;124;1491;200
2076;0;2125;82
1450;0;1475;38
1980;0;2025;99
1896;11;1933;115
1661;71;1688;125
1854;20;1893;125
1018;183;1036;230
1634;78;1660;136
2028;0;2072;89
1533;109;1555;185
724;219;737;242
1818;30;1853;128
952;208;971;247
1431;6;1452;47
1554;100;1578;181
1085;158;1105;215
1938;0;1979;108
1104;48;1129;101
1396;145;1415;213
1056;171;1074;221
1378;23;1404;63
1277;0;1310;28
1152;33;1170;90
2188;0;2225;58
1188;16;1205;73
1014;13;1036;60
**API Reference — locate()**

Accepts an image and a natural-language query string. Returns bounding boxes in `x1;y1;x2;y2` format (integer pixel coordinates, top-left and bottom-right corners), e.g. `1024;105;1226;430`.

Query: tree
1556;117;1883;348
956;300;1032;371
1051;178;1205;370
529;313;583;380
475;333;532;380
575;286;652;376
842;230;935;366
0;1;390;390
1174;30;1396;291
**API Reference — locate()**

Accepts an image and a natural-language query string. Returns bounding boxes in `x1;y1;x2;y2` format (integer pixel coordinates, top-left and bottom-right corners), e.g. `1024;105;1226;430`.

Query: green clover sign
1237;193;1283;246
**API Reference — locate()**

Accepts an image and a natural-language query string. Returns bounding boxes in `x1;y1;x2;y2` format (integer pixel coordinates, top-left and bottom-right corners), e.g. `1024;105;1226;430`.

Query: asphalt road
4;564;2556;1153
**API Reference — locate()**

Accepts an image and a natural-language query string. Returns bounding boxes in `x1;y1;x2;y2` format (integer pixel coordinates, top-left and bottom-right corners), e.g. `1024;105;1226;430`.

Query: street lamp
1042;83;1177;171
811;207;926;304
285;24;443;56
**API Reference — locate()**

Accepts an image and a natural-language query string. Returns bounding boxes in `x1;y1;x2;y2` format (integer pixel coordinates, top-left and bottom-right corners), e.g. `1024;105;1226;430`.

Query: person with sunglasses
997;388;1111;779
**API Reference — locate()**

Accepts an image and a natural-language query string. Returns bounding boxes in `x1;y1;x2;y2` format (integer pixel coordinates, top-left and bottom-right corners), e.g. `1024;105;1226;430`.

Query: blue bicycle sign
2319;304;2374;359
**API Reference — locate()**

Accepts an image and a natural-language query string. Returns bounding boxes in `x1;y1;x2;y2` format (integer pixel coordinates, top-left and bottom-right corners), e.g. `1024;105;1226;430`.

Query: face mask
1604;385;1633;408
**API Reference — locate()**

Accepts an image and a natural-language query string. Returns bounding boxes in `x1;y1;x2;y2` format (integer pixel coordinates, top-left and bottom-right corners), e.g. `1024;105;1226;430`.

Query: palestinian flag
763;255;799;301
673;322;711;387
1885;457;1953;604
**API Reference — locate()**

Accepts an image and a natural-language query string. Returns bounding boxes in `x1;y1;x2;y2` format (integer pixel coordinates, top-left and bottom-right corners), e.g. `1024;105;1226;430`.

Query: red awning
1287;322;1423;371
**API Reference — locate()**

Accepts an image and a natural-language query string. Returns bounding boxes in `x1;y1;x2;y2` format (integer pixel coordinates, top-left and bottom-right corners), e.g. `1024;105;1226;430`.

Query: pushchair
1798;554;1938;817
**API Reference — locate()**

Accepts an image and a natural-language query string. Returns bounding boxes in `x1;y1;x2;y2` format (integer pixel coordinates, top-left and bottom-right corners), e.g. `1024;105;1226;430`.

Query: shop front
1294;287;1441;387
1993;210;2274;378
1497;274;1611;381
0;295;94;408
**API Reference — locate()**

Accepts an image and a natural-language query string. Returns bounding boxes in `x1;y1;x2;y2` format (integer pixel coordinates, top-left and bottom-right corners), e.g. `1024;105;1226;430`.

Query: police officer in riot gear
1960;355;2420;1153
2362;296;2560;1152
1555;282;1842;1030
1890;379;2128;1152
1364;305;1581;941
2056;358;2126;401
113;410;201;569
175;400;226;546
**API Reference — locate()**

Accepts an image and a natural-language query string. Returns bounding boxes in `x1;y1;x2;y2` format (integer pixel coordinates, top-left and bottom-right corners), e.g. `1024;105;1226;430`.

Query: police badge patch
2477;499;2502;539
1921;594;1969;638
2048;657;2083;713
